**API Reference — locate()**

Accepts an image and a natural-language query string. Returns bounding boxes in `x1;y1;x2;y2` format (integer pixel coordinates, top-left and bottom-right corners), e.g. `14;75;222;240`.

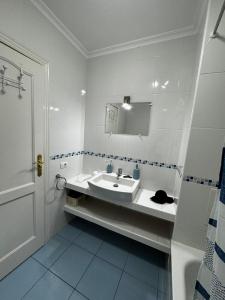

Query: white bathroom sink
88;172;140;202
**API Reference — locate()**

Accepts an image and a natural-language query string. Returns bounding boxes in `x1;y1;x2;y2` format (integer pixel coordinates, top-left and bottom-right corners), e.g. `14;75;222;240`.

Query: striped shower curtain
194;149;225;299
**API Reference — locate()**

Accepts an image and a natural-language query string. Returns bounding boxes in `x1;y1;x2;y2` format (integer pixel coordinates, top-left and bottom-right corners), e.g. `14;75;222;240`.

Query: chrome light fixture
122;96;132;110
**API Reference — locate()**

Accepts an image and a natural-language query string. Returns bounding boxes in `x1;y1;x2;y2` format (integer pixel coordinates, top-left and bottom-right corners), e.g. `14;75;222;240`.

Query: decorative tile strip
50;150;178;170
183;175;219;188
50;151;219;187
50;150;83;160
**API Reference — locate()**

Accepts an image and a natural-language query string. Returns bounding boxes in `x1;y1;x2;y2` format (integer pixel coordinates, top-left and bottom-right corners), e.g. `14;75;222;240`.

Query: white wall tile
85;36;199;194
151;93;190;130
141;165;176;195
201;0;225;74
83;156;106;174
192;72;225;129
144;129;175;163
174;0;225;250
184;128;225;180
105;134;128;157
85;125;107;153
173;182;214;250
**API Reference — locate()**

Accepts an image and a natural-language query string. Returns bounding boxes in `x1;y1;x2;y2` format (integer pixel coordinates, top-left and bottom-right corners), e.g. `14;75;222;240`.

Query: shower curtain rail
211;0;225;38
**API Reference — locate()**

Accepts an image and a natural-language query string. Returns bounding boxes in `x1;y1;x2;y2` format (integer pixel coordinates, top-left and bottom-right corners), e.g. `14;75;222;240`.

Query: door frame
0;31;50;243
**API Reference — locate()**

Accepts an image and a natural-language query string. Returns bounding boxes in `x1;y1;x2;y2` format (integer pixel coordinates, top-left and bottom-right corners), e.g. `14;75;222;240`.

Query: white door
0;42;45;279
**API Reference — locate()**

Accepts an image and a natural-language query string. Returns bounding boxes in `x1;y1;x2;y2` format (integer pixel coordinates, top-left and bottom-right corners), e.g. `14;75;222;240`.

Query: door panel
0;42;45;279
0;63;33;191
0;193;35;258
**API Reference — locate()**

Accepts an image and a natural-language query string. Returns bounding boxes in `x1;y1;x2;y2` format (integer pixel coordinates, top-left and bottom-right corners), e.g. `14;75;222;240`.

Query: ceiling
39;0;205;56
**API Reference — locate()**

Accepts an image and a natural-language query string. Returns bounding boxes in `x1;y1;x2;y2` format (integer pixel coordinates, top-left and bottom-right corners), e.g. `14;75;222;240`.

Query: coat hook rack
0;65;26;98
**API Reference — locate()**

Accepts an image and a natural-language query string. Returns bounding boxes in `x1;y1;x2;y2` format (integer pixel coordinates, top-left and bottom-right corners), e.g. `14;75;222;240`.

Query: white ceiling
40;0;205;55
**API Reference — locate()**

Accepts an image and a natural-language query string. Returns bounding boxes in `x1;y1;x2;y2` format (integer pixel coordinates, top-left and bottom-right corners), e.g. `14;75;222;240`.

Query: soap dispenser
106;160;113;173
133;164;140;180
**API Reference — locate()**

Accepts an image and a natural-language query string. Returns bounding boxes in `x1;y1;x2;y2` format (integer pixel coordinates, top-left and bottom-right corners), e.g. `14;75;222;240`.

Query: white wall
173;0;225;250
84;36;199;196
173;4;208;199
0;0;87;240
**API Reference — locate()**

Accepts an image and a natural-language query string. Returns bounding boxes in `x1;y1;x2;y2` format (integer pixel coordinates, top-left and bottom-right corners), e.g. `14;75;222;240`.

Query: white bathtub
171;241;204;300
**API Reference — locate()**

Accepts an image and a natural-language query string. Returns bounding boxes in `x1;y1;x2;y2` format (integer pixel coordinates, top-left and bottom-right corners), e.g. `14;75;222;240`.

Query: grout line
71;235;104;256
112;270;124;300
47;268;76;289
31;236;73;271
113;246;130;299
31;256;74;288
57;229;83;243
31;256;51;270
30;222;169;299
200;70;225;75
94;251;125;271
75;253;96;289
32;241;91;296
67;289;75;300
21;268;48;299
123;270;159;291
48;242;73;268
68;289;90;300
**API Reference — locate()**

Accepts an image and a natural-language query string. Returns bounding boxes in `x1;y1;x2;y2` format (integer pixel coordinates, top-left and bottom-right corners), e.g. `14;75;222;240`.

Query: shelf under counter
64;197;173;254
66;175;177;223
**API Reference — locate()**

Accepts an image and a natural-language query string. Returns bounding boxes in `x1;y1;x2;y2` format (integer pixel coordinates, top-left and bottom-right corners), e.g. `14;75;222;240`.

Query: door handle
33;154;44;177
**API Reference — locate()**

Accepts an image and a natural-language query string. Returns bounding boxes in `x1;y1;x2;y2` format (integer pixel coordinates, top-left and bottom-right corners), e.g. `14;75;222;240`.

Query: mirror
105;102;151;136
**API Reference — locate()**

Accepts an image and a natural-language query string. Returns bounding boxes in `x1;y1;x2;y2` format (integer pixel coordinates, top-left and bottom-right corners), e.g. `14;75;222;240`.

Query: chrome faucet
117;168;123;180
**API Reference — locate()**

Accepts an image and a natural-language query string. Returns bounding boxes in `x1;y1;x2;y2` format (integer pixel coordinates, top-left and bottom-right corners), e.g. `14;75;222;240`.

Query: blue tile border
49;150;219;187
50;151;84;160
183;175;219;188
50;150;178;170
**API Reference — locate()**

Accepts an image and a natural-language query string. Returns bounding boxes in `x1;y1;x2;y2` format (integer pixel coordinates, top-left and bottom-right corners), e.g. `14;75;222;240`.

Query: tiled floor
0;217;171;300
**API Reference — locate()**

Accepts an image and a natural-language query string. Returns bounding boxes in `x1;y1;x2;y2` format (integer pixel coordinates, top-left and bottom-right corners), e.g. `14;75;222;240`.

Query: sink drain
113;183;119;187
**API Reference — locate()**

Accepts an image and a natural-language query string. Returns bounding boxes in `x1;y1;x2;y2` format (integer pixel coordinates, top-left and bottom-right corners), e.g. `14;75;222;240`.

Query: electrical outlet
60;161;68;169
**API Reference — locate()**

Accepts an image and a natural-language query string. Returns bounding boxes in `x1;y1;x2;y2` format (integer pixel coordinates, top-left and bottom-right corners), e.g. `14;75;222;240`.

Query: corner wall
173;0;225;250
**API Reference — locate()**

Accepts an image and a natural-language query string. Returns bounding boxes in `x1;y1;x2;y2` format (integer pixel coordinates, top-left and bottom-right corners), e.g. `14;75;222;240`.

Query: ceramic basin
88;172;140;202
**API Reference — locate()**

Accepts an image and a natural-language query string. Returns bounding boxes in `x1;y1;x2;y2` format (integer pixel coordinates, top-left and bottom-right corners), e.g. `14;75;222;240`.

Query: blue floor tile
97;239;128;269
103;230;132;249
70;217;93;232
129;242;165;267
50;244;94;287
77;257;122;300
32;235;71;268
87;223;112;240
69;290;88;300
115;272;157;300
158;266;170;294
157;291;169;300
74;231;102;254
58;224;81;242
0;258;46;300
125;251;159;288
23;271;73;300
0;218;171;300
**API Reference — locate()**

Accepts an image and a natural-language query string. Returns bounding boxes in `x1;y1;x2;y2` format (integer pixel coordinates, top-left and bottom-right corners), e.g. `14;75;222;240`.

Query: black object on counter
123;175;132;178
151;190;174;204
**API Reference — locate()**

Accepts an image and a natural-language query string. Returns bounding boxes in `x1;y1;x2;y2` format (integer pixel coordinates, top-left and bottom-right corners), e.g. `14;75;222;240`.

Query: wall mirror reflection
105;101;152;136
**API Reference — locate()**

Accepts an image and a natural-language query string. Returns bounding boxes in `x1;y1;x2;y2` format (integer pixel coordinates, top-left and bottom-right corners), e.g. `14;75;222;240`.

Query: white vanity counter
66;173;177;223
64;173;177;254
